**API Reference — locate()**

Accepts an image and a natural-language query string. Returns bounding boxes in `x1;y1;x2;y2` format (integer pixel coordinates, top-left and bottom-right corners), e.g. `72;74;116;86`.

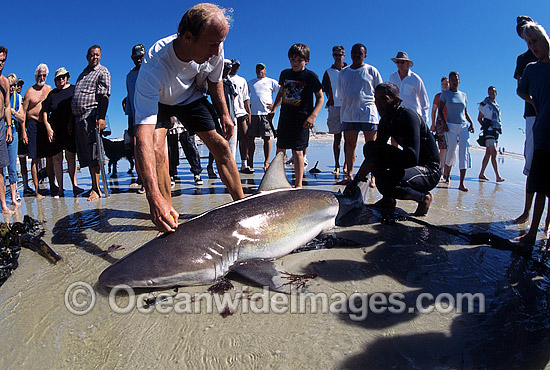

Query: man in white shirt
322;45;347;175
247;63;279;172
228;59;251;171
389;51;430;123
134;3;244;232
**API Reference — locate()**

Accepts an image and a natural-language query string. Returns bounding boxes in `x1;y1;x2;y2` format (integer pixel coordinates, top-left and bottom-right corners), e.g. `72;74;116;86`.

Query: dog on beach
101;137;135;176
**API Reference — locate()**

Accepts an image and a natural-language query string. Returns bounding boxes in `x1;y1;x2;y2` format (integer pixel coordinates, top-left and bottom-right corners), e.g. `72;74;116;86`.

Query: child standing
271;43;323;188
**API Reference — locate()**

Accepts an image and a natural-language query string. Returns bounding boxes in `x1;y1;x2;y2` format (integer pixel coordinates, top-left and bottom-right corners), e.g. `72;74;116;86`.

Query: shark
99;152;368;292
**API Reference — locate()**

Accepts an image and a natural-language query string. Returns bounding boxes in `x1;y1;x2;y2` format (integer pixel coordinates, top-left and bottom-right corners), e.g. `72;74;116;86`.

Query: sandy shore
0;142;548;369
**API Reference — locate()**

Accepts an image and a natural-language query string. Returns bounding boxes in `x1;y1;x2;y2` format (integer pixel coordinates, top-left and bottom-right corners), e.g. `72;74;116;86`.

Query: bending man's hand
148;194;179;233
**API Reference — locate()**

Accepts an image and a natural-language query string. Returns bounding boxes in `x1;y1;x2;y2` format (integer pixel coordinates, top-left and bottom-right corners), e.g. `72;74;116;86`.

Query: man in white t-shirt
388;51;430;123
134;3;244;232
322;45;347;175
228;59;251;172
247;63;279;172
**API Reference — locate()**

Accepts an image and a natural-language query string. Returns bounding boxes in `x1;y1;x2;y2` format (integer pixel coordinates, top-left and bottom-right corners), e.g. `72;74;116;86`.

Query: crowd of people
0;4;548;243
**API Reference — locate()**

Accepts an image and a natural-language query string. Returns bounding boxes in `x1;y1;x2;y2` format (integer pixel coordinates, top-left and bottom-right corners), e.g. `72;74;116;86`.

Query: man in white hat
389;51;430;124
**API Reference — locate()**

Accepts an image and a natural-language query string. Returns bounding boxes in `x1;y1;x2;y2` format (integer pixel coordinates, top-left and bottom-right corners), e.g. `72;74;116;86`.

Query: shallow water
0;140;549;369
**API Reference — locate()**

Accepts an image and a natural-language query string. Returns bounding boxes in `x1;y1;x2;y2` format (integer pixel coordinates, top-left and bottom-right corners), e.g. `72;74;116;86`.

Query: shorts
276;114;309;151
0;119;9;168
26;119;47;159
18;135;28;157
156;97;217;135
327;106;342;134
247;115;274;138
527;149;550;197
342;121;378;132
434;118;447;150
74;115;100;168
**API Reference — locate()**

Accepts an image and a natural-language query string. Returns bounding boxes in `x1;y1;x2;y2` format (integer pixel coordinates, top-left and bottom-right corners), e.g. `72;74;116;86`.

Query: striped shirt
71;63;111;121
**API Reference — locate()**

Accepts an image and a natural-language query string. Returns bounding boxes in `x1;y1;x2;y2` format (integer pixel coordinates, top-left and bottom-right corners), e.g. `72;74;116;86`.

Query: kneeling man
345;82;440;216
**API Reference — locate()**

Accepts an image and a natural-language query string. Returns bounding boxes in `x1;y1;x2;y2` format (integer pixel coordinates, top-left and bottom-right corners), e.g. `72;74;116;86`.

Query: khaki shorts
327;106;342;134
247;115;273;138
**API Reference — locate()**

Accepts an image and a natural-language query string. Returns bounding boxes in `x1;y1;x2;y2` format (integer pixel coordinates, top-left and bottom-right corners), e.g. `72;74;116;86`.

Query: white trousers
444;122;471;170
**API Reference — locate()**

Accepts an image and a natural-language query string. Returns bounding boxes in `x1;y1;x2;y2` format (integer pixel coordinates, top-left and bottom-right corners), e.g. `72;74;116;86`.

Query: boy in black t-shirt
271;43;323;188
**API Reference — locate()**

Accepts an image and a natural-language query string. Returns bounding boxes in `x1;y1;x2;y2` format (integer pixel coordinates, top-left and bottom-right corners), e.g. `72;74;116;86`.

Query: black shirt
42;85;75;128
515;49;537;118
278;68;322;118
374;106;440;169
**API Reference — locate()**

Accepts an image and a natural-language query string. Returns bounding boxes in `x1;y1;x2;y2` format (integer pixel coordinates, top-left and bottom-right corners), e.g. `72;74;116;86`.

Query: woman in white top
438;71;475;192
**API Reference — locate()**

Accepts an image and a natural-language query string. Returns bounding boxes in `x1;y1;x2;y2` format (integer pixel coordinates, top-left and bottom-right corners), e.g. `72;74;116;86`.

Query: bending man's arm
135;124;179;232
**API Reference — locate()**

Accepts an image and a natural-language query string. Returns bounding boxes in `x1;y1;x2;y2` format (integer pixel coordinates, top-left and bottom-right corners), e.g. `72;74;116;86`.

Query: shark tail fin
258;152;292;192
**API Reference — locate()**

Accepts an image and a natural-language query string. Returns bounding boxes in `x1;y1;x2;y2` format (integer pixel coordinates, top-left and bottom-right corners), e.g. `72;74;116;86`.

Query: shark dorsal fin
258;152;292;192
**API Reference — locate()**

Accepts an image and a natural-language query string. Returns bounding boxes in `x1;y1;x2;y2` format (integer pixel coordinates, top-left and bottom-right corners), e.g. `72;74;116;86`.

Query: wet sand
1;138;549;369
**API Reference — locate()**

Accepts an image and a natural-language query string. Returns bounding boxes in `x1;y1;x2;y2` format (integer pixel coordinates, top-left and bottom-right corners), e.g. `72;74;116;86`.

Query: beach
0;137;549;369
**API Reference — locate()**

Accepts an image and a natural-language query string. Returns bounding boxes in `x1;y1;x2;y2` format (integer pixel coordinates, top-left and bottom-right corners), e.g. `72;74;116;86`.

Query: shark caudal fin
258;152;292;192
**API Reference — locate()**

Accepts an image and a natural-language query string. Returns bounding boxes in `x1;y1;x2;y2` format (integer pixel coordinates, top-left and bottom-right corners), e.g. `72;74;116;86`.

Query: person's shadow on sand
305;206;550;368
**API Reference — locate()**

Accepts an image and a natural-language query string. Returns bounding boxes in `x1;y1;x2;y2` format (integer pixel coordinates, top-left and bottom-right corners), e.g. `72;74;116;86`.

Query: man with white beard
21;64;52;198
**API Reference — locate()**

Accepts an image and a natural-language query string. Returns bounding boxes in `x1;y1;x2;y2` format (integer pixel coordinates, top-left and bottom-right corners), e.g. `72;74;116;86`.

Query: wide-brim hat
223;58;233;68
391;51;413;67
54;67;70;80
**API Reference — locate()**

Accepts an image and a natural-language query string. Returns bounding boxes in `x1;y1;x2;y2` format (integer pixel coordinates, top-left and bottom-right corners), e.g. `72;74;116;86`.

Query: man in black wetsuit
344;82;441;216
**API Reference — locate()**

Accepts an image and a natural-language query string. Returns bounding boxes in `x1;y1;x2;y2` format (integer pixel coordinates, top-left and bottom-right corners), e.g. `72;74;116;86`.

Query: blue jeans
5;126;18;184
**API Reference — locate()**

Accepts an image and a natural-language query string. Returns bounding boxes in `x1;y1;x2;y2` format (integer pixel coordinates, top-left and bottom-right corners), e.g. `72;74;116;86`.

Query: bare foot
514;231;536;244
458;185;469;192
2;206;15;215
35;192;45;199
496;177;505;182
414;192;433;216
332;168;340;175
87;190;102;201
513;213;529;224
478;174;489;181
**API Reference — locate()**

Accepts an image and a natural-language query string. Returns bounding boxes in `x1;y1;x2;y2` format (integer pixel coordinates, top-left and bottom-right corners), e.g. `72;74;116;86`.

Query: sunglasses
333;54;344;57
0;58;6;63
396;60;407;64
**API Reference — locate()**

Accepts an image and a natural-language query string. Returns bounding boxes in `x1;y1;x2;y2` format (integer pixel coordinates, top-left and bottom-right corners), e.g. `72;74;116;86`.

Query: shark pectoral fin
230;259;290;293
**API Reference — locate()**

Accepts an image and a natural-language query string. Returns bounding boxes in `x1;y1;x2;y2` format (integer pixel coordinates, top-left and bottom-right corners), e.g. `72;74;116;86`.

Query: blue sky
2;0;549;154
